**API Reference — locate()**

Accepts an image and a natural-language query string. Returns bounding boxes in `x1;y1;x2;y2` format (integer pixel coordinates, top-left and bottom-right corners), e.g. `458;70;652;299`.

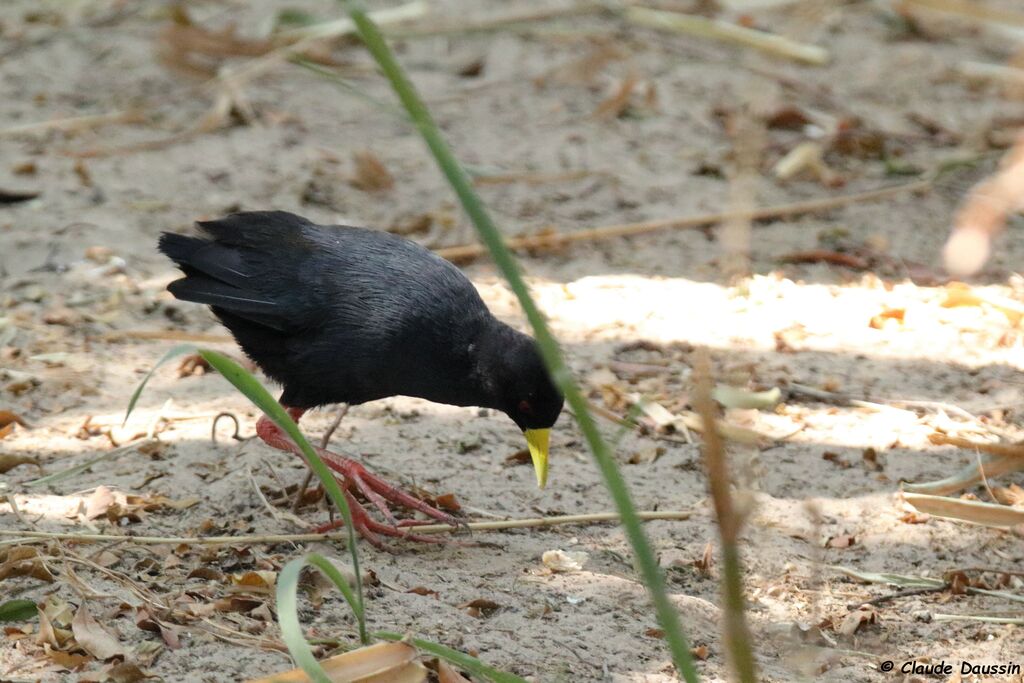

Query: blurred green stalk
339;2;700;680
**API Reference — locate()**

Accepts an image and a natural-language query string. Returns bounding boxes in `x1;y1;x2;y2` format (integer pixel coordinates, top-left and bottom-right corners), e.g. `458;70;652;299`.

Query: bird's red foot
314;490;448;549
256;410;462;547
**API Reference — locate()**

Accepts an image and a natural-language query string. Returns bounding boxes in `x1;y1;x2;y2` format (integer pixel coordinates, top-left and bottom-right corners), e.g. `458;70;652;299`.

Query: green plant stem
197;351;368;646
342;3;699;680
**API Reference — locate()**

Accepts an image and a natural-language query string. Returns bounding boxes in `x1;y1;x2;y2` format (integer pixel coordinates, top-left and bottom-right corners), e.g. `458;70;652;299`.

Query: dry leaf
85;486;117;520
80;662;157;683
765;106;812;130
0;453;39;472
406;586;439;597
627;446;664;465
691;644;710;660
434;493;461;513
459;598;502;618
350;150;394;192
44;646;92;671
246;641;421;683
593;72;638;120
869;307;906;330
72;603;126;661
694;542;714;576
230;570;277;591
542;549;589;573
436;659;472;683
645;628;665;638
826;534;856;549
838;606;877;636
0;546;55;583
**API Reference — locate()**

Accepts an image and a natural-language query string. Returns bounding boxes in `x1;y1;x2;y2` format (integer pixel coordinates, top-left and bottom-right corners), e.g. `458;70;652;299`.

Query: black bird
159;211;563;546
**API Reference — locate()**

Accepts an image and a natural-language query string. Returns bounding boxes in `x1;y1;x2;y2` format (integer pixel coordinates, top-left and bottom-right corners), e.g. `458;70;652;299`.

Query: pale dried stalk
904;0;1024;27
0;510;693;546
435;180;930;263
903;492;1024;528
944;132;1024;276
693;350;758;683
625;5;829;65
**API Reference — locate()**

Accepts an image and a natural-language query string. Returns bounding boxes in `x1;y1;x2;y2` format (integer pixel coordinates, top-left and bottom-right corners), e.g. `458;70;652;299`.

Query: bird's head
494;336;564;489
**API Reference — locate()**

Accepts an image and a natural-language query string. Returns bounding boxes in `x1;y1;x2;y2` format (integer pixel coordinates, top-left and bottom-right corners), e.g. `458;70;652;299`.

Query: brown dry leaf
780;249;869;270
946;570;971;595
230;570;277;591
177;353;213;377
645;628;665;639
0;409;29;431
765;106;812;130
459;598;502;619
406;586;439;598
826;534;856;549
214;596;264;613
188;566;226;582
505;449;532;466
85;485;117;520
37;598;74;650
535;41;625;88
822;451;851;469
80;662;158;683
869;307;906;330
627;446;665;465
0;453;39;471
831;120;887;159
691;644;710;660
436;659;472;683
838;606;877;636
135;606;182;650
993;483;1024;506
72;603;126;661
694;541;714;576
593;72;638;120
44;645;93;671
350;150;394;192
246;641;421;683
158;6;272;78
0;546;55;583
899;510;931;524
542;549;589;573
434;493;461;513
941;282;985;309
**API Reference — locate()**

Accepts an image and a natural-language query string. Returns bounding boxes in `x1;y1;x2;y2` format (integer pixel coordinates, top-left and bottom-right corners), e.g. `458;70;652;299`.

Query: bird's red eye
518;400;533;415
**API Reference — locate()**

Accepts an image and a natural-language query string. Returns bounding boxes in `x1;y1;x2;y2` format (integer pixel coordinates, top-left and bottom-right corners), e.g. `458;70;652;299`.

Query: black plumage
158;211;563;432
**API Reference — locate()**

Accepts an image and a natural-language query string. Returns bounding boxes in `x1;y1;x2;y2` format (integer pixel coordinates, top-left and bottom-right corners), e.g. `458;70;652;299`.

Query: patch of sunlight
477;272;1024;368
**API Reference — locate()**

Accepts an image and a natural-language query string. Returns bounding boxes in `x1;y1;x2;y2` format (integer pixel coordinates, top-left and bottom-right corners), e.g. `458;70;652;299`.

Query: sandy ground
2;1;1024;681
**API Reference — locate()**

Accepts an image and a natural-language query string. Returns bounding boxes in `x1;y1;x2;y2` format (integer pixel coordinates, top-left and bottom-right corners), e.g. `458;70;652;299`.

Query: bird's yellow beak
525;428;550;489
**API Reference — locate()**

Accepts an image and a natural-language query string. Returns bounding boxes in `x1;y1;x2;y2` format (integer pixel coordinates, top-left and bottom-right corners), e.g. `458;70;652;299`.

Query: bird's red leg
254;406;460;546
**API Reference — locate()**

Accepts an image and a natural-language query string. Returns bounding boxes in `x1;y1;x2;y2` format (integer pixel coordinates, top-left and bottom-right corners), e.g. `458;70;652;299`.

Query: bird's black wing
158;212;319;332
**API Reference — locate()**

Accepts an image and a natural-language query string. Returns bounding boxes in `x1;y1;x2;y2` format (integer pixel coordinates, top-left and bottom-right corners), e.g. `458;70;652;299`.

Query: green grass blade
122;343;197;426
278;553;363;683
0;600;37;622
277;556;333;683
372;631;529;683
340;4;701;680
195;350;368;645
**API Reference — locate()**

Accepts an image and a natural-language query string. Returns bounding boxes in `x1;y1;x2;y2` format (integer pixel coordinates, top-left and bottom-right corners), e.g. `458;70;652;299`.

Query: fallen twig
903;0;1024;27
623;4;829;65
434;180;930;263
0;510;693;545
